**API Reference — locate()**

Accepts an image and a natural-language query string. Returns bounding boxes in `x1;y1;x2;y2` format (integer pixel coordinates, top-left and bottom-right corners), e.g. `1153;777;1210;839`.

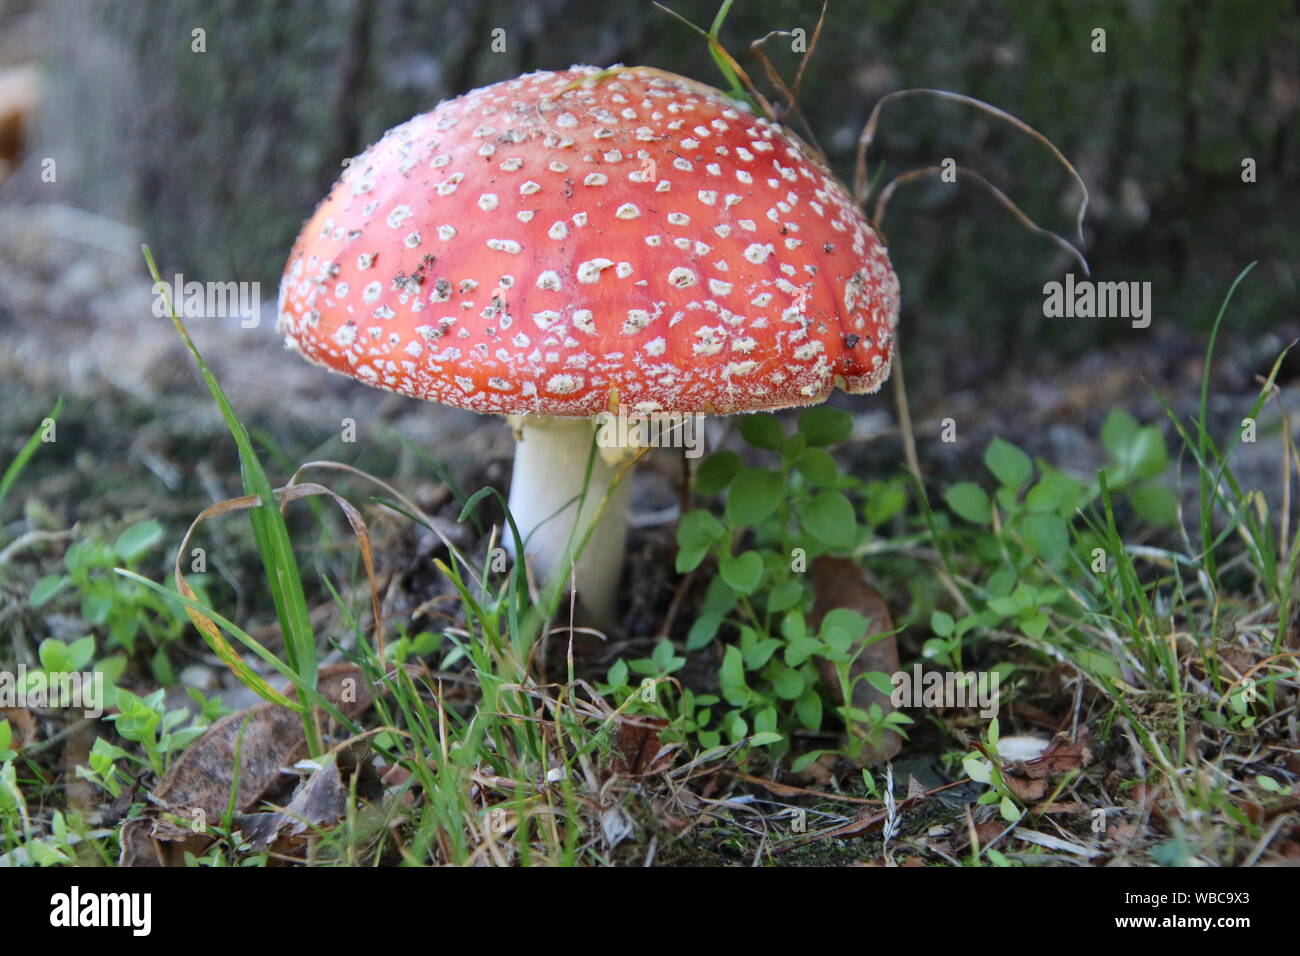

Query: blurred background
1;0;1297;526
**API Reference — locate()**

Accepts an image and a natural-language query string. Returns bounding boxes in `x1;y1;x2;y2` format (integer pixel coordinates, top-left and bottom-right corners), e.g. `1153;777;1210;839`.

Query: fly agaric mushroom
277;66;899;627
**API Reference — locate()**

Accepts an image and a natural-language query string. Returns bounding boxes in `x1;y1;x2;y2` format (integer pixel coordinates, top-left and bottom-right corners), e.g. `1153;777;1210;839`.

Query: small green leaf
791;749;830;773
1255;775;1283;794
1101;409;1140;462
1019;612;1050;638
783;636;824;667
96;654;127;686
695;451;742;495
686;611;724;650
676;512;728;572
1000;796;1022;822
38;639;72;673
819;608;869;653
1025;469;1083;515
748;731;783;747
798;406;853;446
797;489;857;550
773;666;805;700
987;569;1016;598
66;636;96;671
676;510;725;571
719;551;764;594
677;509;724;549
1025;478;1060;513
963;755;992;784
795;688;823;731
794;447;839;485
114;519;164;563
739;413;785;450
985;438;1032;490
28;575;69;607
1129;427;1169;479
931;610;955;637
1104;410;1168;480
726;468;785;527
719;645;746;693
1132;481;1178;526
675;544;710;574
740;635;781;670
988;596;1020;618
864;480;907;526
945;482;992;524
1020;513;1069;563
865;671;894;695
700;576;739;615
767;578;804;612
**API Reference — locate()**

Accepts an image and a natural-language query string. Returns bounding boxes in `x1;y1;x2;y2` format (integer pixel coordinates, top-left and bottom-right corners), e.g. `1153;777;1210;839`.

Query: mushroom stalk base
505;415;630;629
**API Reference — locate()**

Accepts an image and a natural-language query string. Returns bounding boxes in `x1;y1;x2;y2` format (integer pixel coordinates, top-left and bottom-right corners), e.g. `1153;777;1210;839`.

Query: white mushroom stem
504;415;631;628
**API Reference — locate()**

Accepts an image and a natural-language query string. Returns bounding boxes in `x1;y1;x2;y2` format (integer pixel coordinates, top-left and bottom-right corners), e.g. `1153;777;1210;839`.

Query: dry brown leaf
1236;799;1265;826
1036;800;1087;815
943;817;1003;854
61;717;99;823
1018;733;1092;779
734;772;878;804
793;750;837;786
994;730;1093;808
612;715;677;776
240;755;348;849
0;707;38;749
1002;773;1049;802
120;664;373;866
1107;821;1141;842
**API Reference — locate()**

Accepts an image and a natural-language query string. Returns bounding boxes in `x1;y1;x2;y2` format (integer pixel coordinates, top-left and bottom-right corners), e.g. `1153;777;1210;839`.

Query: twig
891;337;922;484
0;528;76;567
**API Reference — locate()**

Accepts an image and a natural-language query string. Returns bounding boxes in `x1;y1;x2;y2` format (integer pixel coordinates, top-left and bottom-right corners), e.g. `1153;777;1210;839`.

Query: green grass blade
142;245;321;753
0;396;62;521
1196;262;1257;578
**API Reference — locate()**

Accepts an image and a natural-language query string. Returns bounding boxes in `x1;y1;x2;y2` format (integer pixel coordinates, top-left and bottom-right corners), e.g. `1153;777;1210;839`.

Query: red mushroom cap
277;66;899;416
